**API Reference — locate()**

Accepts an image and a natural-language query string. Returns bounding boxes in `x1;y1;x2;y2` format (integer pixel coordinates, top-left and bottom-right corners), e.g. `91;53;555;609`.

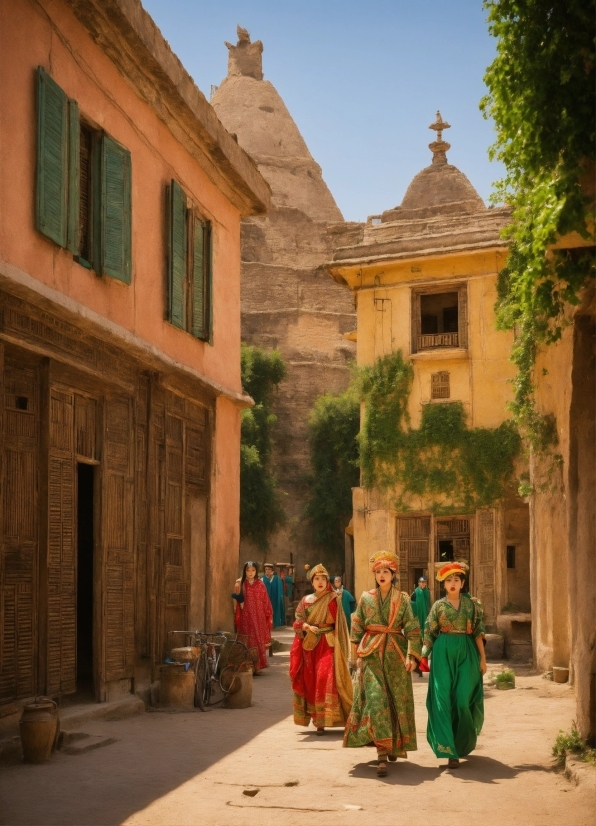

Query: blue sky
142;0;503;221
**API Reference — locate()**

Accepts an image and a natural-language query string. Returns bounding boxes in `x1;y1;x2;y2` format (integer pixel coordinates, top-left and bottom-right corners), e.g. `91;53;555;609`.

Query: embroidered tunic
423;594;485;759
344;587;421;758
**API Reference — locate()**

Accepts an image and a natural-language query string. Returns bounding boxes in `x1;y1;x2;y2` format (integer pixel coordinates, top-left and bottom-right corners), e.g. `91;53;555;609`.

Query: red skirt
289;634;343;728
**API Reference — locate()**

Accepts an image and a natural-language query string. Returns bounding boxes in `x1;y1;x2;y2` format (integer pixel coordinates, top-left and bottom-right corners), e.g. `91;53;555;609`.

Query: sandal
447;758;460;769
376;758;388;777
316;727;325;736
388;755;398;762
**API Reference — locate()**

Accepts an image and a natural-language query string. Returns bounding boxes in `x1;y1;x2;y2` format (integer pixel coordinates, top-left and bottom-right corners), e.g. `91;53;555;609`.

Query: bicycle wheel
194;651;211;711
219;664;239;697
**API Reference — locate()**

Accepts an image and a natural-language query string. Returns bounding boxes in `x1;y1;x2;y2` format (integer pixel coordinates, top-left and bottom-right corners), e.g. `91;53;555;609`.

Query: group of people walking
232;551;486;778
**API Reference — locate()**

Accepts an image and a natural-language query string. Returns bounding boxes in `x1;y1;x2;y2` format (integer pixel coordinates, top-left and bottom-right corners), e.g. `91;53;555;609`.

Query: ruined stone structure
325;115;531;639
212;29;356;571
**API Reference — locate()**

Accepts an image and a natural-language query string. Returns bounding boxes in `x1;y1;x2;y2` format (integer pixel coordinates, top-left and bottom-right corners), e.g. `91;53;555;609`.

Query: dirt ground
0;641;593;826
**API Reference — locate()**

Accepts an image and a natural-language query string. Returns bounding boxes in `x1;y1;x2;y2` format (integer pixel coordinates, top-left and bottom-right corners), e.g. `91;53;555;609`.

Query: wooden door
0;356;39;702
397;517;431;593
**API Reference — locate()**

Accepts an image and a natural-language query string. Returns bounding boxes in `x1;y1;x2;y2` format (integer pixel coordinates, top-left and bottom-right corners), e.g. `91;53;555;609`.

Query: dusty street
0;637;593;826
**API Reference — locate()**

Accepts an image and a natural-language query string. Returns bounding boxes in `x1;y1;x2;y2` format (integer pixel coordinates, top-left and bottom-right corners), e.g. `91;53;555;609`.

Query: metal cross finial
429;111;451;142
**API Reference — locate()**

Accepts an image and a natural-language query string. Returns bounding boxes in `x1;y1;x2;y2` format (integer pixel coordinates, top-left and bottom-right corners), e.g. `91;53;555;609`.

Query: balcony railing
418;333;459;349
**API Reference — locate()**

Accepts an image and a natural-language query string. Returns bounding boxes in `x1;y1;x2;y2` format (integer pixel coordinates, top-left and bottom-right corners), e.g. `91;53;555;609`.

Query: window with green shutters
36;67;132;284
167;179;212;343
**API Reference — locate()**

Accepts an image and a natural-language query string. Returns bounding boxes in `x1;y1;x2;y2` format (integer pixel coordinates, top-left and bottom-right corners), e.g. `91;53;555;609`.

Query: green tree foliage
305;389;360;561
481;0;595;451
357;351;521;513
240;344;286;549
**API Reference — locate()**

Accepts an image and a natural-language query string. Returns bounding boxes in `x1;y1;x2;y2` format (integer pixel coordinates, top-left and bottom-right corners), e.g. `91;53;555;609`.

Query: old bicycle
167;630;255;710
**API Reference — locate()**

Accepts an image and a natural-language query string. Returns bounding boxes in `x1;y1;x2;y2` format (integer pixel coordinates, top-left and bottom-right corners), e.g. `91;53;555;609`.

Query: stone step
61;733;117;755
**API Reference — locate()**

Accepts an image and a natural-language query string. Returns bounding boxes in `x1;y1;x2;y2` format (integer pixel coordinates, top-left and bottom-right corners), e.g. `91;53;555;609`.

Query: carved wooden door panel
47;386;77;695
475;510;496;626
0;357;38;703
102;396;135;684
164;410;188;647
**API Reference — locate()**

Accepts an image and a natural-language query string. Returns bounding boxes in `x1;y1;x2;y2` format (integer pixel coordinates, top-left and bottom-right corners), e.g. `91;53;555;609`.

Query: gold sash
301;589;353;720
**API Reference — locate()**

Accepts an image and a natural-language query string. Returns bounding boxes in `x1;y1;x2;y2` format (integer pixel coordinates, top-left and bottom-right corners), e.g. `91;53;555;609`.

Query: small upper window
412;284;468;352
431;371;450;399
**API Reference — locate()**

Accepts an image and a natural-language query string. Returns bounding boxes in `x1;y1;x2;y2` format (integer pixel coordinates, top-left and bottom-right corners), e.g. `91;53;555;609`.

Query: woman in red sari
289;563;352;734
232;562;273;672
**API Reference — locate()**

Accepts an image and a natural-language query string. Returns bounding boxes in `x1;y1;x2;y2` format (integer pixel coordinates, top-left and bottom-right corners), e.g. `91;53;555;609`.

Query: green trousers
426;634;484;759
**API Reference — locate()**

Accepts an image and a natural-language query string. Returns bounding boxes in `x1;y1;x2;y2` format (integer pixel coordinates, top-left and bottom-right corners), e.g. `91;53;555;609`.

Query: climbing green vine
357;351;521;513
481;0;595;464
240;343;286;549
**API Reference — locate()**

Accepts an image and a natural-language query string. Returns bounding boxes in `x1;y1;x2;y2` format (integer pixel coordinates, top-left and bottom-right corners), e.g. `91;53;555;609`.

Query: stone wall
212;31;355;573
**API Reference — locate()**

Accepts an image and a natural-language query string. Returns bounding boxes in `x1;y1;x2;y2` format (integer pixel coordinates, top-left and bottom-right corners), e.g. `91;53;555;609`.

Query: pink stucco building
0;0;269;707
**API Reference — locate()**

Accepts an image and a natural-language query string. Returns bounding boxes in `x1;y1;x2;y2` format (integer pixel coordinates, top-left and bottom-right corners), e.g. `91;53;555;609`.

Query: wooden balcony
418;332;459;349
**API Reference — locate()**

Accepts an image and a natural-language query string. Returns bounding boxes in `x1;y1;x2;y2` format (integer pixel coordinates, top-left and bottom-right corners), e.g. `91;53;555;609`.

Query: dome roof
382;112;485;221
401;163;485;212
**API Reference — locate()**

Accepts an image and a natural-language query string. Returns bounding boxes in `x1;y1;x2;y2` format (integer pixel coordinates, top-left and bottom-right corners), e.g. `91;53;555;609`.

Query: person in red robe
232;562;273;671
289;563;353;734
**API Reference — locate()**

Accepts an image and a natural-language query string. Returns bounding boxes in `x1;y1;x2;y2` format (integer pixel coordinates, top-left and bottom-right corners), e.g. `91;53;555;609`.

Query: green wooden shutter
36;67;68;247
100;135;131;283
191;217;206;339
168;180;187;329
66;100;80;255
206;223;213;345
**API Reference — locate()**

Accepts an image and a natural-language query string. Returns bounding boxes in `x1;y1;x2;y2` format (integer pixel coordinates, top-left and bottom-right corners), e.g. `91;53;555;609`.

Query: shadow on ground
0;656;292;826
348;754;554;787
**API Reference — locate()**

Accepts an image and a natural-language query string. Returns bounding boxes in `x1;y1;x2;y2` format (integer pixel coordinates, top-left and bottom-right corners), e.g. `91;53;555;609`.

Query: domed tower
211;29;355;571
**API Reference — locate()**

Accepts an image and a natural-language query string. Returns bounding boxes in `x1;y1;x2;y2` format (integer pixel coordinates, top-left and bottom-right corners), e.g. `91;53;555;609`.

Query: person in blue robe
263;564;286;627
333;575;357;631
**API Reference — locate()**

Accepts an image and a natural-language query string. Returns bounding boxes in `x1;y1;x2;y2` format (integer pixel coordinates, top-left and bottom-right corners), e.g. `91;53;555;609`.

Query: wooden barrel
20;699;59;763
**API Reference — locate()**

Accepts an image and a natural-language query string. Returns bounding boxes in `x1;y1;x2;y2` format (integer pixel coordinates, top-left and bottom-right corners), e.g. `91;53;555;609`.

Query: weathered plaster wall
532;309;596;742
352;251;516;431
0;0;243;397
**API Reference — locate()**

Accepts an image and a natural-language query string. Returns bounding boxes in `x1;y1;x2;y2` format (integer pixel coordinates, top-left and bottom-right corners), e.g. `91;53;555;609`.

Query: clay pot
160;664;195;708
552;666;569;684
224;671;253;709
20;698;59;763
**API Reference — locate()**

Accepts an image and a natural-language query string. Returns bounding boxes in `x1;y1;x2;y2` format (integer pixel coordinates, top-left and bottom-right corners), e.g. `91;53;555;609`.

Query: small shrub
552;723;596;766
495;668;515;689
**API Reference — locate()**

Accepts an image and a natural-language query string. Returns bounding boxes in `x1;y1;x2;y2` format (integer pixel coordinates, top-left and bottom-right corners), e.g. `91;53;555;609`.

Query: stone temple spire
224;26;263;80
428;111;451;165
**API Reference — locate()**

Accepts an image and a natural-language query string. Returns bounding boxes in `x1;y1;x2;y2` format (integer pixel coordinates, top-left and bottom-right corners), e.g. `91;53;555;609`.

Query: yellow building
326;115;530;638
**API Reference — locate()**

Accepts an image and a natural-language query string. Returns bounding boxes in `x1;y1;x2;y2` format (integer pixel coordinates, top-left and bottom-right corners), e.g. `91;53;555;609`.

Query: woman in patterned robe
232;562;273;671
289;563;353;733
421;561;486;768
344;551;422;777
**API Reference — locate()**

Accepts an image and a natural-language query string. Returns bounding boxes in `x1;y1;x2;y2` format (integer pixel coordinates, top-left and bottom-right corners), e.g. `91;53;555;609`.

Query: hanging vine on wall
357;351;521;513
481;0;595;477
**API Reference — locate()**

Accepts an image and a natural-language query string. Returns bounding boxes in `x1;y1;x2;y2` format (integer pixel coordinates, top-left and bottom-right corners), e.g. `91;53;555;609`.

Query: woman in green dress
344;551;422;777
421;561;487;768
